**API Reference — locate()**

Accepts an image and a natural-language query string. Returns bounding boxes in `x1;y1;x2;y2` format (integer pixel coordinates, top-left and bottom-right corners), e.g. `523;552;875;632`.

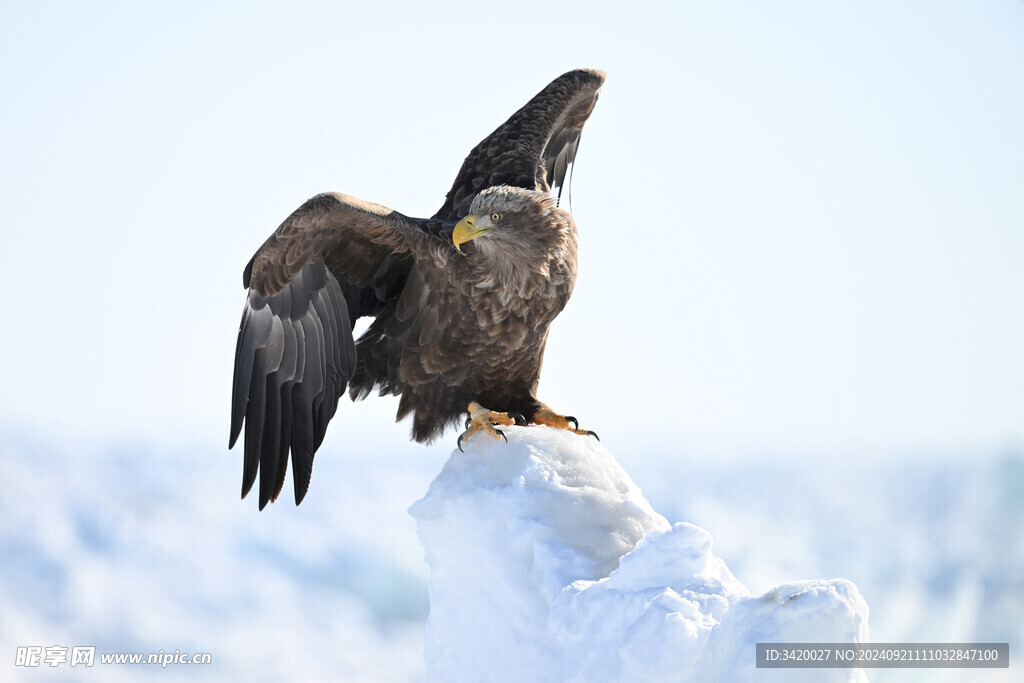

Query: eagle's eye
490;212;502;222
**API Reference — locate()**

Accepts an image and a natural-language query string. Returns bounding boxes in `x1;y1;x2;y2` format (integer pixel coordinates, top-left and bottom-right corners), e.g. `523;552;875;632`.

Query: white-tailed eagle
230;69;606;508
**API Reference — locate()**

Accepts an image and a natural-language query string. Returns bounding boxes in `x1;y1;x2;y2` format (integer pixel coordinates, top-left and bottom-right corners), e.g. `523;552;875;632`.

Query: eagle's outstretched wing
229;193;452;509
434;68;605;221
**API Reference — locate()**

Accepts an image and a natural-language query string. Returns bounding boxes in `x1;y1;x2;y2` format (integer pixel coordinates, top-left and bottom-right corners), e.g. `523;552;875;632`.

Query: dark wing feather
434;68;605;220
230;193;450;508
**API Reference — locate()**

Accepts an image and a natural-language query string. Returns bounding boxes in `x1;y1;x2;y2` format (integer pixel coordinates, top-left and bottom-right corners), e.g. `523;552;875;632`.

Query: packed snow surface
411;427;870;681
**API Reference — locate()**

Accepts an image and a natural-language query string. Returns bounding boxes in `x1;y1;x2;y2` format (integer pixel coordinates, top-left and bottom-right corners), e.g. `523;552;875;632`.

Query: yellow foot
457;402;528;452
530;405;599;440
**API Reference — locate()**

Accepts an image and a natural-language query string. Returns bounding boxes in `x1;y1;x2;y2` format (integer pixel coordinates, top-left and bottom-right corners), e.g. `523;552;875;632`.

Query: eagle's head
451;186;561;255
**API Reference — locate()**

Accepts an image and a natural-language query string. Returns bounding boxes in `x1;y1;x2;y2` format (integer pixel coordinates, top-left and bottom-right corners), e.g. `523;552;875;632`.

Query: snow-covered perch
410;428;869;682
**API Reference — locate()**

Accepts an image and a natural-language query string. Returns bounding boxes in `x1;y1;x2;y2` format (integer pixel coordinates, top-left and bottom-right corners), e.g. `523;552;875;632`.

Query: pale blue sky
1;0;1021;457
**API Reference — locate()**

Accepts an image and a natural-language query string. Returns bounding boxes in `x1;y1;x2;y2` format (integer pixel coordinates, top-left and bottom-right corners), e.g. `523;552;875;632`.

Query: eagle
230;68;606;509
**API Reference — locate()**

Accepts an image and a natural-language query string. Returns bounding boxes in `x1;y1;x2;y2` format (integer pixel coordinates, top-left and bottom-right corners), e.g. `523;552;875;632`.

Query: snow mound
411;427;869;682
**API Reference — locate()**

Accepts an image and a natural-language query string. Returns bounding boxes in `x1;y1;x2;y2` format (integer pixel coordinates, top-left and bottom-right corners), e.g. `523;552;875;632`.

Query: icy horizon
0;425;1019;681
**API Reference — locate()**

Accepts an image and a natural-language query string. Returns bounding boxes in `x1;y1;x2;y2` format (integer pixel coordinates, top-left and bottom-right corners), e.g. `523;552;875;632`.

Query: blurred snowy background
1;0;1021;681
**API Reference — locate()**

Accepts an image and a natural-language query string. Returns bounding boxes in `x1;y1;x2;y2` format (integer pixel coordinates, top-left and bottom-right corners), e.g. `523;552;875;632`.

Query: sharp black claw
509;412;527;426
587;430;600;441
465;416;472;430
457;433;466;452
566;415;579;430
496;428;508;444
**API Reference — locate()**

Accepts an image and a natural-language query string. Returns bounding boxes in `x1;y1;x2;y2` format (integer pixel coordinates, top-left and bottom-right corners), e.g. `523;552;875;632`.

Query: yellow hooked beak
452;214;495;252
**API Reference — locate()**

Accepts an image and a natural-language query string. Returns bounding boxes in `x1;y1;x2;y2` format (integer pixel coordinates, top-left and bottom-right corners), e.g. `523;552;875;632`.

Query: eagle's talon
457;433;466;452
459;402;520;448
509;412;527;426
529;405;598;440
